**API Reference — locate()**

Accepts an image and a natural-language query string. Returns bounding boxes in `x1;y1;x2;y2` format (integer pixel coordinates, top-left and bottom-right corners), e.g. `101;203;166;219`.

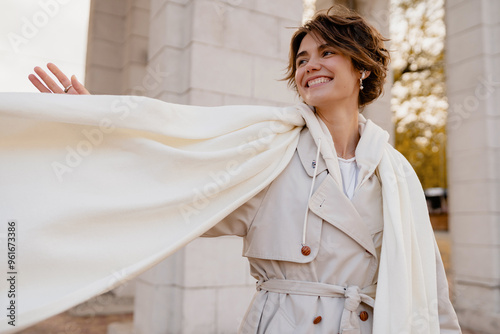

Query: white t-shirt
337;156;360;199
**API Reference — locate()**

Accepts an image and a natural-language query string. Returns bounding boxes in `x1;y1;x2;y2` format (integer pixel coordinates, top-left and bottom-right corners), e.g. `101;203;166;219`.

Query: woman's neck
315;105;360;159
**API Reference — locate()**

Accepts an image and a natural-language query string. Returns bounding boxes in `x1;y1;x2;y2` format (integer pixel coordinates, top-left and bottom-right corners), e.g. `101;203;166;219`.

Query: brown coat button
301;245;311;256
313;316;322;324
359;311;369;321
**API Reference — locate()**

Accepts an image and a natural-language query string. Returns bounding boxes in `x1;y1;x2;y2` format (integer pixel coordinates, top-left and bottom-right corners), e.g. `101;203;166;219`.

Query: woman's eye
323;51;335;56
297;59;307;66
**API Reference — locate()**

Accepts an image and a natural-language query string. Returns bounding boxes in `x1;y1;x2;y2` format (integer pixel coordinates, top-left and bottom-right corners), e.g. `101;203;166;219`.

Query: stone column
86;0;150;96
132;1;303;333
445;0;500;333
355;0;393;140
85;0;126;95
79;0;151;317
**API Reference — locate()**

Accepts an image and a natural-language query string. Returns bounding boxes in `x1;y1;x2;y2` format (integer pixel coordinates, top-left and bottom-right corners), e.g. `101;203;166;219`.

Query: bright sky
0;0;90;92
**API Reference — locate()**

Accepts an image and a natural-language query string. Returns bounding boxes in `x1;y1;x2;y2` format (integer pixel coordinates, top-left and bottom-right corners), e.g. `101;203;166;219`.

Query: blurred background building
3;0;499;333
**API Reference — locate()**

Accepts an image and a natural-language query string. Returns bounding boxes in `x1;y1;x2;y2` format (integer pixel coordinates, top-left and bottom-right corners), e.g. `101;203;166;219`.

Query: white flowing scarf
0;93;438;333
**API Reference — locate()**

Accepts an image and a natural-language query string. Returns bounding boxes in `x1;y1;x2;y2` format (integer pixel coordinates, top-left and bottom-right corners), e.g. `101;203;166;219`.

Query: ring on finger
64;84;73;93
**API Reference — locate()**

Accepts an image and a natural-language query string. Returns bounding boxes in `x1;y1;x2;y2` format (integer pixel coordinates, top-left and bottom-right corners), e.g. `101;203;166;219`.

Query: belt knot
343;285;361;312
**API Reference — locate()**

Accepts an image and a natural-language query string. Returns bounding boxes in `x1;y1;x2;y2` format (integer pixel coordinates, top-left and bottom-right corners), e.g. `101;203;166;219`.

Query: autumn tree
390;0;447;190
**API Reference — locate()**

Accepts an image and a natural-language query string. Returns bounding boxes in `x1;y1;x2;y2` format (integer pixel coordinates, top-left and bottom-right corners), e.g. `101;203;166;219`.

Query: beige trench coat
203;126;461;334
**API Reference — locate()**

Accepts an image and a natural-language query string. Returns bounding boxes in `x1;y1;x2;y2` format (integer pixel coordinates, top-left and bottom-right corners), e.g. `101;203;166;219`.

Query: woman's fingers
28;73;52;93
33;65;64;93
70;75;90;95
47;63;73;92
29;63;91;95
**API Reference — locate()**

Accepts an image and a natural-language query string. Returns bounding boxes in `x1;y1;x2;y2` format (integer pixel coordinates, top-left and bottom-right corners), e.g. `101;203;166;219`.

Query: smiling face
294;33;362;110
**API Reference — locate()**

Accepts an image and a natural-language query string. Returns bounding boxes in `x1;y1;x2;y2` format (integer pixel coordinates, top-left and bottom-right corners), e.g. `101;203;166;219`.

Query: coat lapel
308;175;377;257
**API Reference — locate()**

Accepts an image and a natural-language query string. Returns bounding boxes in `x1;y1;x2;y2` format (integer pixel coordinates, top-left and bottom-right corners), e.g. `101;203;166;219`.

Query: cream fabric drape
0;93;438;333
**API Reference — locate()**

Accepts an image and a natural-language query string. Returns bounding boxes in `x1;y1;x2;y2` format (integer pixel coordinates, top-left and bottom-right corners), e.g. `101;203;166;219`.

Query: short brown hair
284;5;390;107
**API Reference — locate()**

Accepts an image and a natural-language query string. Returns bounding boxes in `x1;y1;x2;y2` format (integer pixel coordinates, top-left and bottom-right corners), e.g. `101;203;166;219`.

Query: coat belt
256;279;376;334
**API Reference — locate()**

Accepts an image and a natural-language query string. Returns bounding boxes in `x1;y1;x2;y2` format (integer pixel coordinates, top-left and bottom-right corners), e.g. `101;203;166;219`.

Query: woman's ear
361;70;371;79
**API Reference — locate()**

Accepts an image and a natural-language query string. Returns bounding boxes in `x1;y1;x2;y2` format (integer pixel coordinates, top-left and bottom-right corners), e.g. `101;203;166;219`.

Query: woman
25;5;460;334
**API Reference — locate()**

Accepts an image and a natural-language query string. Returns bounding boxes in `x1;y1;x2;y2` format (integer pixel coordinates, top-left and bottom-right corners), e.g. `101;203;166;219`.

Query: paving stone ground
18;312;133;334
19;231;475;334
434;231;477;334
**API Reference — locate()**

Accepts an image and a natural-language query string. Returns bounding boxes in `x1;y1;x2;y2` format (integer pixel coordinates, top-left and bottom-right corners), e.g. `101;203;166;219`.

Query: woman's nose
305;57;321;72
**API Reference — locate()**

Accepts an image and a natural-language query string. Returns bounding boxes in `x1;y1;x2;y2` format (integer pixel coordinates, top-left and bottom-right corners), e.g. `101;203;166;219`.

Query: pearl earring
359;70;366;90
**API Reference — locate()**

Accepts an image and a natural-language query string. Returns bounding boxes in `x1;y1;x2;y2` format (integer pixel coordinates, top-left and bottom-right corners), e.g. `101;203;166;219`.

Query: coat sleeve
201;184;270;237
435;237;462;333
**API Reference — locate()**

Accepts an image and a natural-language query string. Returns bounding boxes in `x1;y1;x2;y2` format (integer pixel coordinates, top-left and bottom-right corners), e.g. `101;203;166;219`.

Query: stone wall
445;0;500;333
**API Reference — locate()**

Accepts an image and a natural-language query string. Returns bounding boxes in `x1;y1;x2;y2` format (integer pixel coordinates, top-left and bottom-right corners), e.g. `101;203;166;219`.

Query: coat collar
296;114;389;184
296;127;328;177
355;116;390;189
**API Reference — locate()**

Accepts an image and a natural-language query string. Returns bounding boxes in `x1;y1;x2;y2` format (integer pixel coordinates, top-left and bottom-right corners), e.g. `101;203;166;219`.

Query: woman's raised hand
28;63;90;95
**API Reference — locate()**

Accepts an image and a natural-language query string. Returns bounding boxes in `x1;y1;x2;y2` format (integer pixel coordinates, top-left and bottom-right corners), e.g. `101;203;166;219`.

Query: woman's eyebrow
318;43;333;51
296;50;308;58
296;44;334;58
